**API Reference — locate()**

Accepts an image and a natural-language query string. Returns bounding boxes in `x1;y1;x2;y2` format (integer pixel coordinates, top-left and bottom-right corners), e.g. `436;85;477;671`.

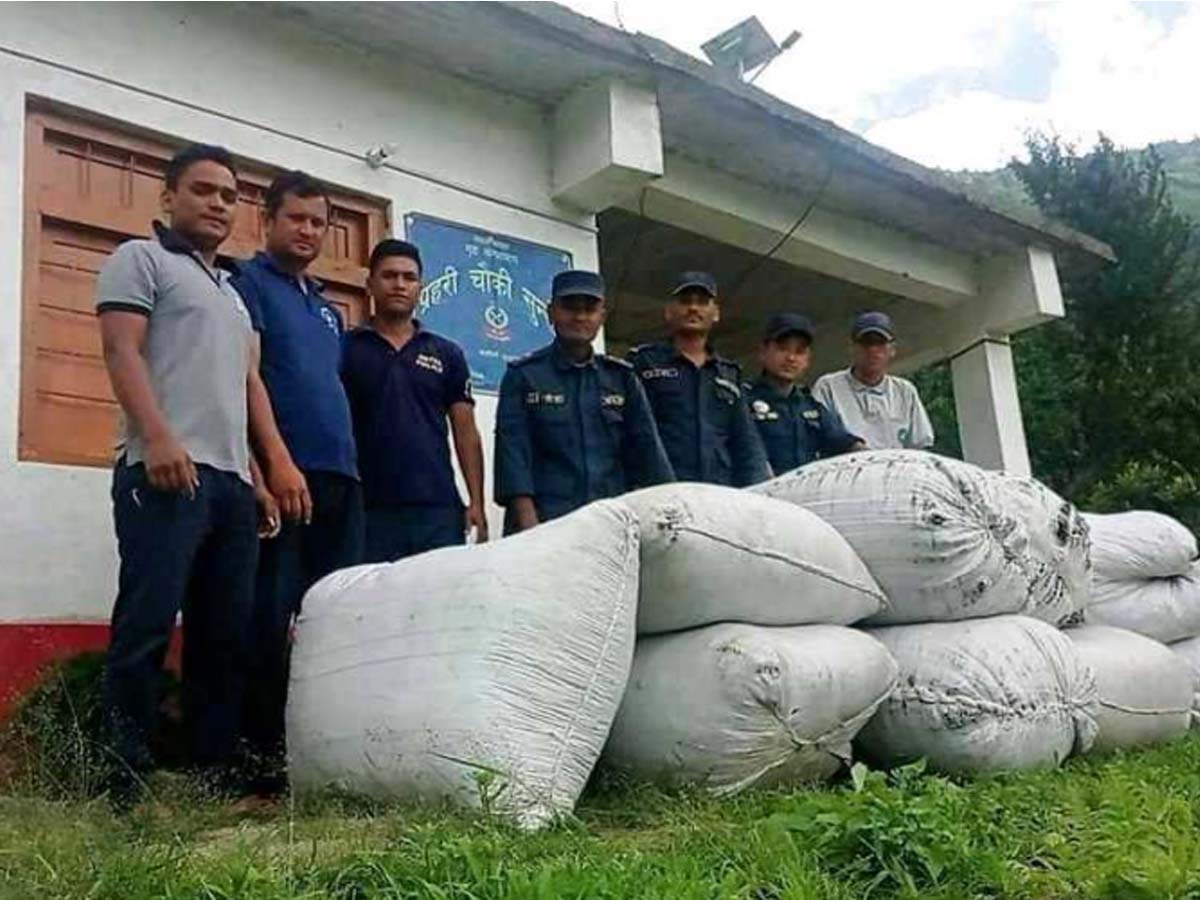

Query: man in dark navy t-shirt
231;170;364;795
341;239;487;561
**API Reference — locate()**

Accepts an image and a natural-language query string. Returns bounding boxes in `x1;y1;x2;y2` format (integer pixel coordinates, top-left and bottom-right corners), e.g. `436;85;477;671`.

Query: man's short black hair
265;170;331;219
165;143;237;190
369;239;423;276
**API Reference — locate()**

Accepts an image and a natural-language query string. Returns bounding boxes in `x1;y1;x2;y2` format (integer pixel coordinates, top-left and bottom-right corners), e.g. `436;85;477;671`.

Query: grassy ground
4;735;1200;900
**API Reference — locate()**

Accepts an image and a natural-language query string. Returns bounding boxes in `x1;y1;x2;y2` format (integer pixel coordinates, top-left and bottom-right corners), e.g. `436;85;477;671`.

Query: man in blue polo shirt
341;239;488;561
231;171;363;794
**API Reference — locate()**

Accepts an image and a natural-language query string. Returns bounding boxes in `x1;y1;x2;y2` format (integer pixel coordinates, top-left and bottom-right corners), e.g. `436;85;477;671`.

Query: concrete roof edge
498;1;1116;265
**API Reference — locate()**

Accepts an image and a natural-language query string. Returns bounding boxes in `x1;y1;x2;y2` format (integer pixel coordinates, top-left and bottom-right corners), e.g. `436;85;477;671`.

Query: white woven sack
1083;511;1196;580
1167;636;1200;728
602;623;898;794
859;616;1098;773
1065;625;1193;752
623;483;885;634
1087;562;1200;643
752;450;1090;626
286;500;640;828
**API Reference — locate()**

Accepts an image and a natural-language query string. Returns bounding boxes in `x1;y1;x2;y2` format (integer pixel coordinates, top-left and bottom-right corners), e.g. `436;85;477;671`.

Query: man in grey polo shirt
96;143;281;804
812;311;935;450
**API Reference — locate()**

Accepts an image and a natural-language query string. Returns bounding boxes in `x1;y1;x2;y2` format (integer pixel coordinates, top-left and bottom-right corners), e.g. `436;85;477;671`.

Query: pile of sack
284;449;1200;828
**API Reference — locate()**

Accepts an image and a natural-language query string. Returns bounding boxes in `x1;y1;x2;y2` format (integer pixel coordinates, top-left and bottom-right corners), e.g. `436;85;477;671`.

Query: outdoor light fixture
701;16;801;82
364;143;399;169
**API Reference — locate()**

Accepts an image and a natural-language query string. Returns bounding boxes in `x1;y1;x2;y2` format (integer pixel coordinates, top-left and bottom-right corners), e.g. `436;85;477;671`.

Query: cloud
561;0;1200;171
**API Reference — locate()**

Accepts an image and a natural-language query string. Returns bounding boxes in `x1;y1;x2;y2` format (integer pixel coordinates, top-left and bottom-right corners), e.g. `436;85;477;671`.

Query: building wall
0;3;598;650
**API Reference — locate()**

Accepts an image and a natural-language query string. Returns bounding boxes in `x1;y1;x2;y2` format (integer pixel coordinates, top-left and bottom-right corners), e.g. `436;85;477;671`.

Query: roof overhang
268;0;1114;268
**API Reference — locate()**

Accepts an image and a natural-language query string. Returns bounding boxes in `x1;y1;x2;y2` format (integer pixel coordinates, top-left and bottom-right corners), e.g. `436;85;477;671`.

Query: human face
550;294;606;346
161;159;239;251
368;255;422;318
760;333;812;385
264;192;329;268
851;332;897;381
664;289;719;337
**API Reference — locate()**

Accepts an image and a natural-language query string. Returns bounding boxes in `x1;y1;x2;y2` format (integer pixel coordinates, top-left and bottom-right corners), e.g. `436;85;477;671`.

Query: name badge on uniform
641;366;679;380
601;393;625;408
802;409;821;421
750;399;778;421
415;353;444;374
526;391;565;406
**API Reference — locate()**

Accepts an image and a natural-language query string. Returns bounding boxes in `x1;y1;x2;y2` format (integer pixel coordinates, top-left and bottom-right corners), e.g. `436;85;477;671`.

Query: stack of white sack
1083;511;1200;643
1168;636;1200;720
751;451;1091;627
602;484;896;794
286;500;640;829
857;616;1099;773
1063;625;1195;751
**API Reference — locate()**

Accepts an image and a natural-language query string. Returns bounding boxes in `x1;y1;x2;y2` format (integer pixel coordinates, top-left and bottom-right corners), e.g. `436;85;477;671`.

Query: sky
560;1;1200;171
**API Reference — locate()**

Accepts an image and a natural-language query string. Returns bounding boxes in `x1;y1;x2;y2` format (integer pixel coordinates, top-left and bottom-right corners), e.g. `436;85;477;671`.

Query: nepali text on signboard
404;214;572;394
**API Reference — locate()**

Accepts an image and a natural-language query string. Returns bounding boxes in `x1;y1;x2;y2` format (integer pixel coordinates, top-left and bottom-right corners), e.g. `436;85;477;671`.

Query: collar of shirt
551;339;597;371
753;376;805;400
847;370;890;394
152;219;235;283
652;338;727;369
256;250;326;295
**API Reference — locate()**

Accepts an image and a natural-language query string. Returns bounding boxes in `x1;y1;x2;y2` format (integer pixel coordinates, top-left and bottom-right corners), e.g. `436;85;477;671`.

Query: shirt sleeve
443;344;475;408
730;385;772;487
494;366;534;504
95;242;158;316
623;369;675;487
810;375;837;414
906;382;936;449
230;269;265;333
816;401;862;456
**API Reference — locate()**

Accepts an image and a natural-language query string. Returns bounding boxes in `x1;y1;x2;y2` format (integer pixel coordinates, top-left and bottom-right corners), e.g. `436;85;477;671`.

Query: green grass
4;737;1200;899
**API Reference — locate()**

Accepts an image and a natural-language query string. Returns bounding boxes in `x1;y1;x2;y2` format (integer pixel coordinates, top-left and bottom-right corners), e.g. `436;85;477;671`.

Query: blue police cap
671;270;718;297
764;312;815;342
851;310;895;341
552;269;606;302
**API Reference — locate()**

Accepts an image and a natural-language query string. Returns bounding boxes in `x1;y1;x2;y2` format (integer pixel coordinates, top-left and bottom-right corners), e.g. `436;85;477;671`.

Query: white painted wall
0;4;598;624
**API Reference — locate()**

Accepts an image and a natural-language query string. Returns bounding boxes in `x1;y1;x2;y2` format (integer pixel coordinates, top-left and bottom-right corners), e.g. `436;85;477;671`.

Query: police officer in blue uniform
746;312;864;475
627;271;770;487
495;270;674;533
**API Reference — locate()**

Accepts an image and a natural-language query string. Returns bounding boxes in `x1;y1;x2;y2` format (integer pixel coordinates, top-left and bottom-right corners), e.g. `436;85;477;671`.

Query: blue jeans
364;505;464;563
240;471;364;789
104;460;257;776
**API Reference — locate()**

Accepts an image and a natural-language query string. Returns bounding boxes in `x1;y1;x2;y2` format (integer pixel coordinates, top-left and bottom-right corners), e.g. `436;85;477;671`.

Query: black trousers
363;504;464;563
104;460;258;776
240;471;364;785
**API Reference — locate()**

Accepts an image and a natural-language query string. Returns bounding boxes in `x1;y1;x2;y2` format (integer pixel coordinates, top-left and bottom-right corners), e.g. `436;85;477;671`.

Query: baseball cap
552;269;605;302
851;311;895;341
763;312;815;342
671;270;718;297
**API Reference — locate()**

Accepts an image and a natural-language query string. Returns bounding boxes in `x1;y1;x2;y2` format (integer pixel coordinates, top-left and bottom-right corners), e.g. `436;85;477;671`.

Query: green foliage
922;133;1200;521
6;738;1200;899
1;652;183;800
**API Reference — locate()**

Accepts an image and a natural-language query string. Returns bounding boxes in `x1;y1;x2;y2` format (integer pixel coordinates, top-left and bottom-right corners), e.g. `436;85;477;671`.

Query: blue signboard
404;214;572;394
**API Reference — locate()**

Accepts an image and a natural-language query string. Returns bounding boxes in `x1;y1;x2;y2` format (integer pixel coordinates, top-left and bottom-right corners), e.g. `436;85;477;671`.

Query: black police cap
671;270;717;297
551;269;605;302
764;312;815;342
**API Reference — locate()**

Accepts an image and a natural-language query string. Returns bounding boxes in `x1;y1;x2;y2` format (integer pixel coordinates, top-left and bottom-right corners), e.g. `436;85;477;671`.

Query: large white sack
752;451;1090;626
603;624;897;794
1087;563;1200;643
623;483;886;634
1083;511;1196;580
859;616;1098;773
286;500;640;828
1064;625;1193;752
1168;636;1200;727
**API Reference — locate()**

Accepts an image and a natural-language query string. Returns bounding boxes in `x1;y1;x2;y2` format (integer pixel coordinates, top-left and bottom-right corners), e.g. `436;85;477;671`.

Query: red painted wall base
0;622;182;722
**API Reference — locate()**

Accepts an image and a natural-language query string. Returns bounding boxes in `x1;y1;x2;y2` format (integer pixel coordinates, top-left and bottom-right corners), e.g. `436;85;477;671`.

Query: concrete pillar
951;338;1031;476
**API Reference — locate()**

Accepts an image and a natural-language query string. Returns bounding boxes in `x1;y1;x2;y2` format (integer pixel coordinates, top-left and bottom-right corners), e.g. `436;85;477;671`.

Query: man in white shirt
812;311;935;450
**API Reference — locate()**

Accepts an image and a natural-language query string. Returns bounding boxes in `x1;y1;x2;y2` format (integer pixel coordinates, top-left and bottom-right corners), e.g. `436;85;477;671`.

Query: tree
918;133;1200;525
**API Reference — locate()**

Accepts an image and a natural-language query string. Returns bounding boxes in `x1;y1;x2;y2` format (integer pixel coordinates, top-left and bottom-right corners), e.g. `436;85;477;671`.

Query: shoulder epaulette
508;345;552;367
598;354;633;370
